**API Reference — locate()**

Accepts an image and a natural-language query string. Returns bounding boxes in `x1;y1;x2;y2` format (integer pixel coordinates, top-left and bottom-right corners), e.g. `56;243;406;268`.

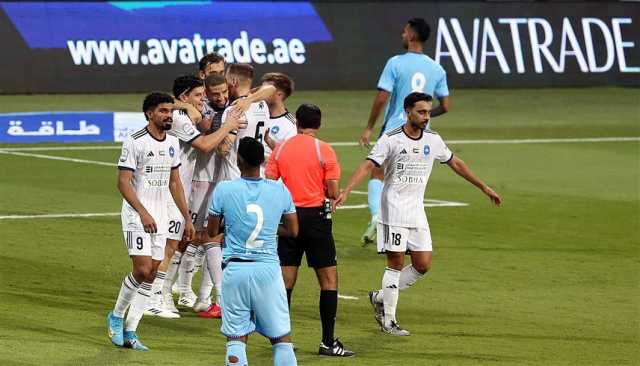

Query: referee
265;103;354;358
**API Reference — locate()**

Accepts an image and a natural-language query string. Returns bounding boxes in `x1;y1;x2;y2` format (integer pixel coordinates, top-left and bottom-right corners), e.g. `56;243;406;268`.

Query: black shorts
278;206;337;269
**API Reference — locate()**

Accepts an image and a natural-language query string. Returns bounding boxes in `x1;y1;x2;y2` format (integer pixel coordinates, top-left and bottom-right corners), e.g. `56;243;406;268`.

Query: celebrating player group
106;18;502;366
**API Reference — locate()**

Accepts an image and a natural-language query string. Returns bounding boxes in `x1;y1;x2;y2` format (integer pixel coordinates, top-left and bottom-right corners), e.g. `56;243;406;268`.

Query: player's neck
235;87;251;98
298;128;317;137
146;123;166;140
269;103;287;118
241;168;261;179
402;123;422;139
407;42;423;54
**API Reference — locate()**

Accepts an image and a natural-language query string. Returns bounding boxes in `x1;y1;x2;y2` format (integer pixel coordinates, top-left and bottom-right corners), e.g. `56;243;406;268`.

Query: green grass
0;88;639;365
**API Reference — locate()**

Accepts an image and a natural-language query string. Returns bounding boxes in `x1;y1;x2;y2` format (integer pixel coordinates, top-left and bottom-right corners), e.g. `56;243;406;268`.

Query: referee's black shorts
278;206;337;269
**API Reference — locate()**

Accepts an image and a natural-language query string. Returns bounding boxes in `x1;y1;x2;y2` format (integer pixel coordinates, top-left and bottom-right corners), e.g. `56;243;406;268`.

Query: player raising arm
336;92;500;336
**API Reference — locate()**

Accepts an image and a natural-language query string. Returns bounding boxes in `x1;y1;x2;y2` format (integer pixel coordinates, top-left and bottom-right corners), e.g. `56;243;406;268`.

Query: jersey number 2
246;204;264;249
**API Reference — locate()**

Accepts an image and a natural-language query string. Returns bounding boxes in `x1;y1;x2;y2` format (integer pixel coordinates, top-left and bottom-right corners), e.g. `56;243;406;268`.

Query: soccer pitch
0;88;638;365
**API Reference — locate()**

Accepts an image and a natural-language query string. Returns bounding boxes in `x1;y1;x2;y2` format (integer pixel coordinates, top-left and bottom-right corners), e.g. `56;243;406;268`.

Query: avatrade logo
1;1;333;66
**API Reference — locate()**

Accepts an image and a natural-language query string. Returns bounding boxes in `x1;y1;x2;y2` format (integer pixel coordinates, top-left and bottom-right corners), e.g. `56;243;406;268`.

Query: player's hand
359;128;373;149
333;191;349;210
140;211;157;233
230;98;251;113
482;186;502;206
264;128;275;150
183;220;196;242
224;107;247;131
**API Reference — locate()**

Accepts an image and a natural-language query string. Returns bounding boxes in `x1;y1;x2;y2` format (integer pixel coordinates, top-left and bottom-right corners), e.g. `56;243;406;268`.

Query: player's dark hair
407;18;431;43
205;73;226;88
227;63;254;82
261;72;294;99
295;103;322;129
238;137;265;167
173;75;203;98
403;92;433;110
198;53;225;71
142;92;174;120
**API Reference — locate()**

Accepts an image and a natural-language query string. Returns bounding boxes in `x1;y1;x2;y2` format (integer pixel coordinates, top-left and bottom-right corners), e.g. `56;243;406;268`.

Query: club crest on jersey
271;126;280;135
169;146;175;157
423;145;430;156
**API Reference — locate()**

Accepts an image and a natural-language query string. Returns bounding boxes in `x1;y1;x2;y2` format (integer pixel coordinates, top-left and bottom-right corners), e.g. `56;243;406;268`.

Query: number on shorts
168;220;181;234
411;72;426;92
245;203;264;249
254;121;265;143
136;236;144;250
391;232;402;246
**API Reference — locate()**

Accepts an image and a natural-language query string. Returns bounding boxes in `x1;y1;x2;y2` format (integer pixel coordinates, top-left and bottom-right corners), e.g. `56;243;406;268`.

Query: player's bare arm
430;96;450;118
334;159;376;208
263;128;277;150
117;169;157;233
231;84;276;112
360;90;390;148
173;99;202;124
214;108;245;156
207;215;222;238
168;167;195;240
446;155;502;206
192;107;245;153
278;212;299;238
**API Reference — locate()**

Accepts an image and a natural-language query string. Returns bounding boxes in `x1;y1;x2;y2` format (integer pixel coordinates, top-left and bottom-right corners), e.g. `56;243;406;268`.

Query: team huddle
106;18;502;366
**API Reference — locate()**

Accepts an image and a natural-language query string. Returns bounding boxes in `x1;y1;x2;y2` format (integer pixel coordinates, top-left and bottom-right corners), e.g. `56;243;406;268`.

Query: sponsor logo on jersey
400;148;407;154
169;146;175;157
159;150;166;156
412;147;420;154
423;145;430;156
147;150;154;157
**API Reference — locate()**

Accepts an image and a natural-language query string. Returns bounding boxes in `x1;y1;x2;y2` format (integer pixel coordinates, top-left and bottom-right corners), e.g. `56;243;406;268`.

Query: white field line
0;136;638;152
349;190;468;208
338;294;359;300
0;150;116;167
0;212;120;220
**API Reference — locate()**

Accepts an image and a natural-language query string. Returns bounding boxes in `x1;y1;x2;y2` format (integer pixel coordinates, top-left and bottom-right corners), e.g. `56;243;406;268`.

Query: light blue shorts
220;261;291;340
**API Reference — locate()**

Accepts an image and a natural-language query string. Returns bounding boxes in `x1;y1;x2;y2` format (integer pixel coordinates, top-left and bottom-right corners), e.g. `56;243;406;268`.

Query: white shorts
189;180;214;231
167;201;186;241
123;231;166;260
376;223;432;254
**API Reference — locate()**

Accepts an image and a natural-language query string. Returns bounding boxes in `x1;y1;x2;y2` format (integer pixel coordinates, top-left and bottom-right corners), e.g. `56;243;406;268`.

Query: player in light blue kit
359;18;451;245
207;137;299;366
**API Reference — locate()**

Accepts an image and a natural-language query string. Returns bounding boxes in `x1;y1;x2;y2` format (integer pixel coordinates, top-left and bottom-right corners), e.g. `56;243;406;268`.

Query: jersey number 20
246;204;264;249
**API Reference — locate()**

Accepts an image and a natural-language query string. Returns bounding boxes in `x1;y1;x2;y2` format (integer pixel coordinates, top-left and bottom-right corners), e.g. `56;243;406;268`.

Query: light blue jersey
209;176;296;340
209;177;296;264
377;52;449;134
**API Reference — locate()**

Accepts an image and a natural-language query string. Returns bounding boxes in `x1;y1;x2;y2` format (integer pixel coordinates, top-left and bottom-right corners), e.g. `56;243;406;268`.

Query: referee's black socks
286;288;293;309
320;290;337;346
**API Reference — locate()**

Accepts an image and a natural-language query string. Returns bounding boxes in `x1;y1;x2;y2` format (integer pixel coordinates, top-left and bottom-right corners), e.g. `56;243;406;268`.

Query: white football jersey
193;106;226;182
264;110;297;161
367;126;453;229
217;99;270;181
167;109;202;191
118;127;181;233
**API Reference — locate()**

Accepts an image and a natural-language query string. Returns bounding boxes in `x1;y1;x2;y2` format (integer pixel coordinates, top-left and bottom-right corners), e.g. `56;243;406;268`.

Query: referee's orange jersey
265;134;340;207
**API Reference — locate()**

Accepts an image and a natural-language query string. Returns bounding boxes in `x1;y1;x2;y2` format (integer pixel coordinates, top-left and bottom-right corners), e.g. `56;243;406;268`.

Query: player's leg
371;224;411;336
159;238;180;313
362;167;384;245
277;234;304;308
144;238;180;318
198;237;224;318
221;262;255;366
304;208;354;357
252;262;297;365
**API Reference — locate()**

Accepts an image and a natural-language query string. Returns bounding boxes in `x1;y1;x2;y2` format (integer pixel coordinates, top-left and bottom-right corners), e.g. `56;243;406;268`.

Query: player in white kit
107;92;195;350
336;92;501;336
261;72;297;162
145;75;244;317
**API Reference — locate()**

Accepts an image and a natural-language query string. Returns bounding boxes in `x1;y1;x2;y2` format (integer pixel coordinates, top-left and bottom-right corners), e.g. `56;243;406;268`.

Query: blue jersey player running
358;18;451;245
207;137;299;366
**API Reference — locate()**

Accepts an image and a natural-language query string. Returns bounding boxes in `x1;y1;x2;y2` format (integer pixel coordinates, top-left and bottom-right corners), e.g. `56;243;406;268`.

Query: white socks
113;273;139;318
197;259;213;304
164;251;182;296
149;271;166;307
125;281;152;331
382;267;400;326
399;265;423;290
178;244;197;295
205;243;223;305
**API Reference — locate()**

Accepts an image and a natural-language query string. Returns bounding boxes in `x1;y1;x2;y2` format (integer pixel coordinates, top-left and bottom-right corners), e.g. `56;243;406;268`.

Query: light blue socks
226;340;248;366
367;179;383;221
272;342;297;365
